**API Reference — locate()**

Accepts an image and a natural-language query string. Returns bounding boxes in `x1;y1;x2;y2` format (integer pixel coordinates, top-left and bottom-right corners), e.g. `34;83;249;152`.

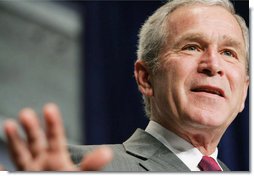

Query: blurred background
0;0;249;171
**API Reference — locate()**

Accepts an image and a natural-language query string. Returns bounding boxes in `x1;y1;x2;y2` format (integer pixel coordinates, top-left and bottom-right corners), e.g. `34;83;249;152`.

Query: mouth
191;86;225;98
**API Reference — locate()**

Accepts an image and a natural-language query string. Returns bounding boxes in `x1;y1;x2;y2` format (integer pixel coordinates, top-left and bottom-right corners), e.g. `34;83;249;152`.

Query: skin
0;4;249;171
135;5;249;155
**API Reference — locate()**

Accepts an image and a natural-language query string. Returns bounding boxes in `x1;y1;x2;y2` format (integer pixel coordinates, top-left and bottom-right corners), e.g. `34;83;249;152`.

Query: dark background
64;0;249;171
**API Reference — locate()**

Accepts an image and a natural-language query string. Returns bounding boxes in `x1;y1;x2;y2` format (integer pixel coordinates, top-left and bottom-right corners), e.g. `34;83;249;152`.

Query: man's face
150;5;249;132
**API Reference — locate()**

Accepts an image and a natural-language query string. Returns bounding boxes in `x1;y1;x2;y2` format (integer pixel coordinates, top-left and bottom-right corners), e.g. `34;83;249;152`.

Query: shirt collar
145;120;220;171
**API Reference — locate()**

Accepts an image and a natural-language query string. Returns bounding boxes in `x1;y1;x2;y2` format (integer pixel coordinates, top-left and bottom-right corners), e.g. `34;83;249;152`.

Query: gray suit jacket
69;128;230;171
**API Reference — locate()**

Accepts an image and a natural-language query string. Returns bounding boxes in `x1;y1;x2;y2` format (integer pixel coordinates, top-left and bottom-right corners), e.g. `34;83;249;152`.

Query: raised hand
3;103;112;171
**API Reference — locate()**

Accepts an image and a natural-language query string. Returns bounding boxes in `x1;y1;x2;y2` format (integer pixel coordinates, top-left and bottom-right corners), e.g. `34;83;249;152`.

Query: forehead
166;4;245;48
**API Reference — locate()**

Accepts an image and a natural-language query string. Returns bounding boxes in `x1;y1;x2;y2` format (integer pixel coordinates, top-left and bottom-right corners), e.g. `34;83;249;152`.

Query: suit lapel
218;160;230;171
123;129;190;171
139;146;190;171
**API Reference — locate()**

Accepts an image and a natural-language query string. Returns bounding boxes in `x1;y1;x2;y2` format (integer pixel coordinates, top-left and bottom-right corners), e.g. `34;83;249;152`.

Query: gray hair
137;0;249;118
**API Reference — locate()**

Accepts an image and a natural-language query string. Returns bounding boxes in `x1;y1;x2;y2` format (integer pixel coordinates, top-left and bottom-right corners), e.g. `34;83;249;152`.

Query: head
135;0;249;134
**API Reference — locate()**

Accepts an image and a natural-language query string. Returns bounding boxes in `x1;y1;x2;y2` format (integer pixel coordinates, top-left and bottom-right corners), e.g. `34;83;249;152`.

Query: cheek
158;58;197;107
226;67;247;105
160;58;194;82
154;60;183;111
160;59;195;104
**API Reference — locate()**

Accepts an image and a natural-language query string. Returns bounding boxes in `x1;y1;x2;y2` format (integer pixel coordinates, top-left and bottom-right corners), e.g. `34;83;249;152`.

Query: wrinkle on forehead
164;4;245;56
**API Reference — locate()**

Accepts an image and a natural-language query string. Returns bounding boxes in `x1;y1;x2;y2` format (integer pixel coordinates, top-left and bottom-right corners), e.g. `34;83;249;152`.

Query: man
2;0;249;171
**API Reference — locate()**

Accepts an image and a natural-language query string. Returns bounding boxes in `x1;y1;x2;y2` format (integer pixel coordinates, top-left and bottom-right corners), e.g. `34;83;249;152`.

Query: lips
191;86;225;97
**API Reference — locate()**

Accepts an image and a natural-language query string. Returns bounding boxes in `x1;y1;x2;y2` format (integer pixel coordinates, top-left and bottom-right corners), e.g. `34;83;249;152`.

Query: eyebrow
221;35;243;51
173;33;208;48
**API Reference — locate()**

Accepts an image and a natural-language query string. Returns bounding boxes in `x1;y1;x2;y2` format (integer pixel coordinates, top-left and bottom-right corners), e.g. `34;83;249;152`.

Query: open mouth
191;86;225;97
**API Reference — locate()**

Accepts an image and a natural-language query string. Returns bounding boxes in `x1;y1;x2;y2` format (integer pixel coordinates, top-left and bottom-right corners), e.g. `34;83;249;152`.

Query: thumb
80;146;113;171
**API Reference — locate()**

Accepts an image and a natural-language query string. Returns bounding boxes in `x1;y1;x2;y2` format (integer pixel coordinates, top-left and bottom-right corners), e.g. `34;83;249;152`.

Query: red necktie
198;156;222;171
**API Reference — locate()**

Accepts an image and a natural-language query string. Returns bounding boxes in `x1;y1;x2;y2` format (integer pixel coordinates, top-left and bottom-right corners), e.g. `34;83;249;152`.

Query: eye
182;44;200;52
221;49;237;59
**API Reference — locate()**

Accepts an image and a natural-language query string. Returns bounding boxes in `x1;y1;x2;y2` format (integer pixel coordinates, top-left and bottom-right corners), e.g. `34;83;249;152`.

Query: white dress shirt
145;120;222;171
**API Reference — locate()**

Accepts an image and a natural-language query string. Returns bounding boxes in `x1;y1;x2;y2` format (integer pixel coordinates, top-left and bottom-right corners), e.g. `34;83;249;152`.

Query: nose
197;50;224;77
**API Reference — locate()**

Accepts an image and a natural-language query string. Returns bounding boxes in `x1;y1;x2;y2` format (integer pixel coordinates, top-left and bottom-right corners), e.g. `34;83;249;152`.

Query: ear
239;76;249;112
134;59;153;97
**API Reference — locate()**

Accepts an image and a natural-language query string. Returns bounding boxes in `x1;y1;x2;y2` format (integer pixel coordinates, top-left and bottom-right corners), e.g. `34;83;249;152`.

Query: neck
184;131;219;155
151;118;224;155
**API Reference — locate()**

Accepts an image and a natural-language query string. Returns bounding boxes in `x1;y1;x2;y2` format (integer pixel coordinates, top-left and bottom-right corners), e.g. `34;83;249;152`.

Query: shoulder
68;143;125;164
68;143;146;171
68;129;187;171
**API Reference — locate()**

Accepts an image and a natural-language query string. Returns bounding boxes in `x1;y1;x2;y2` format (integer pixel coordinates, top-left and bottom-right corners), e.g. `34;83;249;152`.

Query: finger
4;120;32;170
19;108;47;158
43;103;67;152
80;146;113;171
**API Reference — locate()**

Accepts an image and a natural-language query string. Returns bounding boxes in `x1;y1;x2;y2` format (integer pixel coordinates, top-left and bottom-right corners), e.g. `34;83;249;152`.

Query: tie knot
198;156;222;171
